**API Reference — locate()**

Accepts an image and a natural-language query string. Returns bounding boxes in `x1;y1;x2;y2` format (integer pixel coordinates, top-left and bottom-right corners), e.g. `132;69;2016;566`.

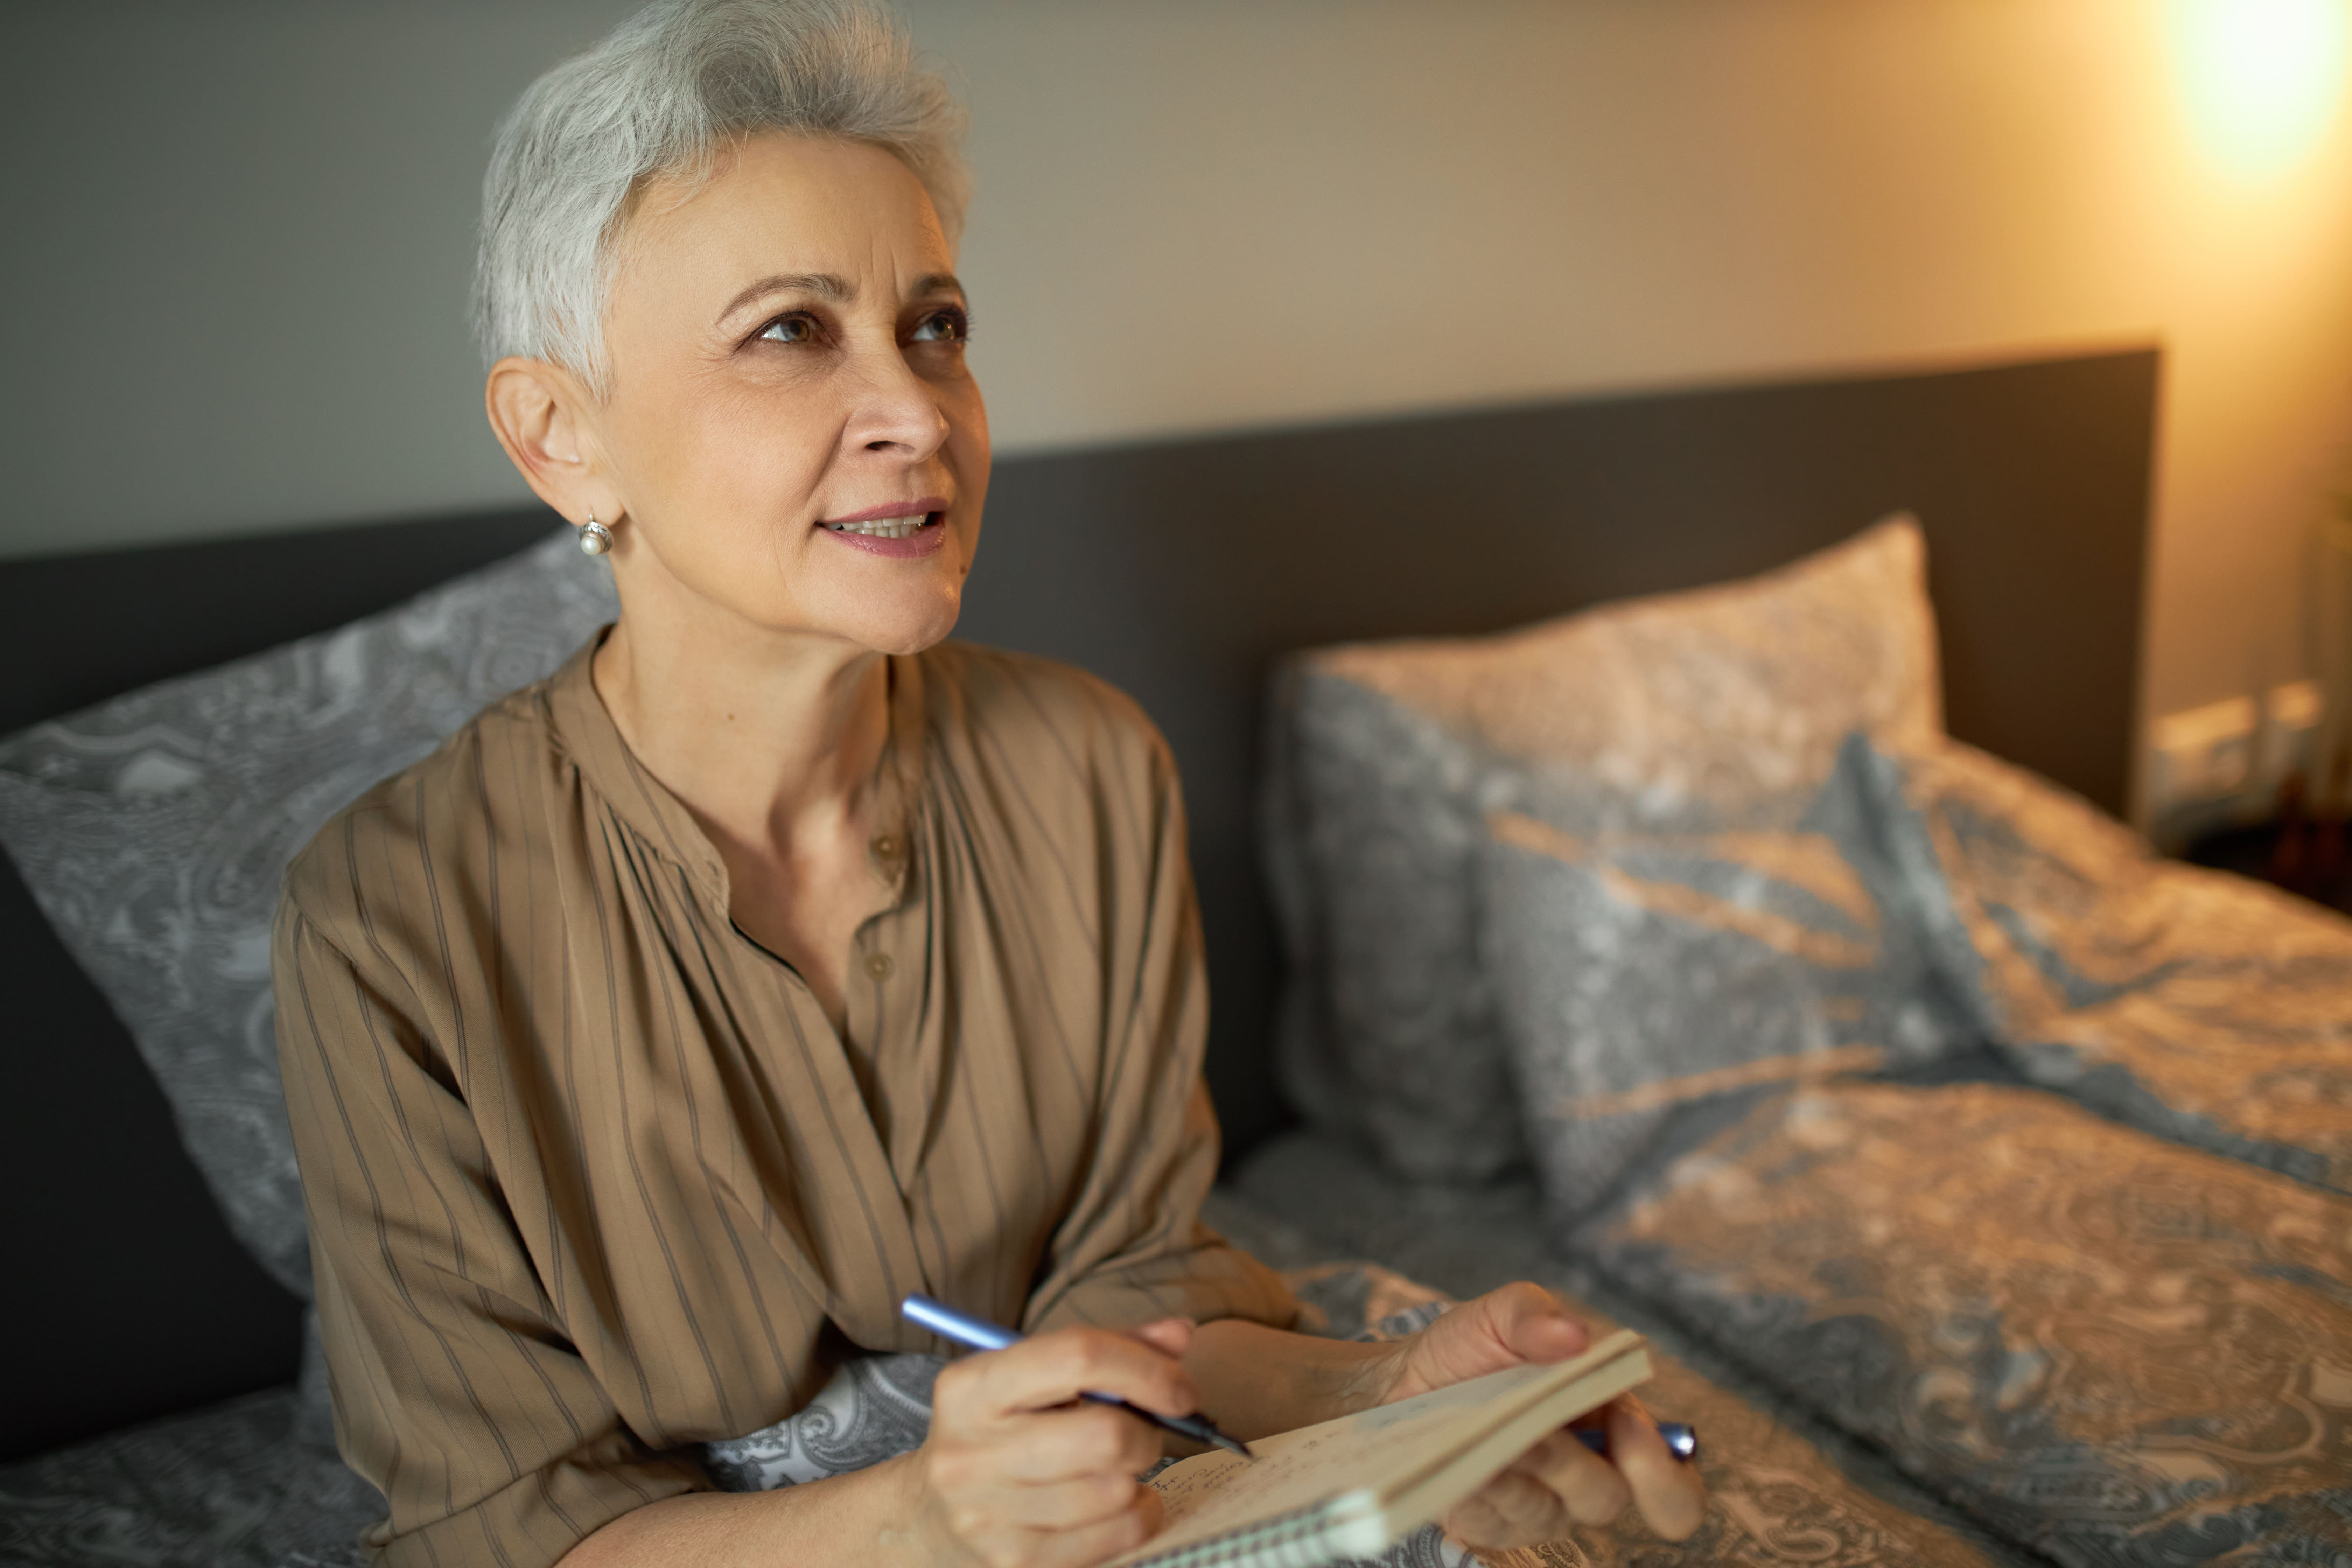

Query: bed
13;348;2310;1568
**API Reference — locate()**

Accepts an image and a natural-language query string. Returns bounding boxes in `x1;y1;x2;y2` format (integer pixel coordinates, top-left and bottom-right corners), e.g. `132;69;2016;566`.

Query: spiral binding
1128;1499;1367;1568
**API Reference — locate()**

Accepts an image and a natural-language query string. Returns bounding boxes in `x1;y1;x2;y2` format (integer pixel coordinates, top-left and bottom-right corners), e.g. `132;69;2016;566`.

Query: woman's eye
757;315;814;344
910;309;968;344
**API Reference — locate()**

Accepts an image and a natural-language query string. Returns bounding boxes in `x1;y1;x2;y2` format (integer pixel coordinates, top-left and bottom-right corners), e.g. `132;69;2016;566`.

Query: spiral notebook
1105;1329;1653;1568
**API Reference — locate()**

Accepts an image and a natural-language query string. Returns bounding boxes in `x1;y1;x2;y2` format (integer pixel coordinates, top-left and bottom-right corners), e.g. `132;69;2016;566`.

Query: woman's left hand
1376;1282;1706;1549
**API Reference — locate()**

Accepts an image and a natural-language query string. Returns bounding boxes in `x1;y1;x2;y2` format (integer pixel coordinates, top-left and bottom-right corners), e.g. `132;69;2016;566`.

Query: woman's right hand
911;1319;1199;1568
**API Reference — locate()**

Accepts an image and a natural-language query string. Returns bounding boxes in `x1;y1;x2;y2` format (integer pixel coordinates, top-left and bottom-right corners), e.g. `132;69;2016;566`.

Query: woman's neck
590;590;893;868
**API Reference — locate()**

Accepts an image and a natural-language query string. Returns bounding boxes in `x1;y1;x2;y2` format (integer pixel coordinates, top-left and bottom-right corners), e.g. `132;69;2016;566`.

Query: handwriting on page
1109;1362;1561;1565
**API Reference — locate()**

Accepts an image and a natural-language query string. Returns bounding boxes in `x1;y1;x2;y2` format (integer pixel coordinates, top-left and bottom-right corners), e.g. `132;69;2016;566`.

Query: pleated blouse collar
543;628;929;910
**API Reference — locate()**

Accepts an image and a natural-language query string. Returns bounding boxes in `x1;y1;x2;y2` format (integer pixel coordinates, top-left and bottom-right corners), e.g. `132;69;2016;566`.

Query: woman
271;3;1706;1566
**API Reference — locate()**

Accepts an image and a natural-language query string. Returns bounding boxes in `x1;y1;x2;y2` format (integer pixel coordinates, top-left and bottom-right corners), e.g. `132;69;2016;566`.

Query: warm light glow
2169;0;2352;176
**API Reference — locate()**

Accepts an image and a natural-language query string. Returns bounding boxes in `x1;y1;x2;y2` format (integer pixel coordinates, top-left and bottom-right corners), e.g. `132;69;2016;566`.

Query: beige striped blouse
272;636;1296;1568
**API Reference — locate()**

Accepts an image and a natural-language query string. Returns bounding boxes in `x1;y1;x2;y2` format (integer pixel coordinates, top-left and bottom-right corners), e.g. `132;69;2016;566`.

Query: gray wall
0;2;636;550
6;1;2352;803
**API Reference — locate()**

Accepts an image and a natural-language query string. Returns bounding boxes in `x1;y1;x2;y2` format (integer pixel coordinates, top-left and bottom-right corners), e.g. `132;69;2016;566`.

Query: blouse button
864;952;895;981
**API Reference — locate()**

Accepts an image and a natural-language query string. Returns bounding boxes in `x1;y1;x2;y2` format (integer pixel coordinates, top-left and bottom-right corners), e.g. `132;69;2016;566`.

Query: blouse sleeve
1023;727;1299;1336
273;897;700;1568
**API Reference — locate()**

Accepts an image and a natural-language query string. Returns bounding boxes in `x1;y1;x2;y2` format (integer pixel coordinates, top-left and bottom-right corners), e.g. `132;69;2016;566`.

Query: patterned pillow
702;1354;945;1493
1578;1079;2352;1561
1866;738;2352;1196
1261;516;1942;1184
0;527;615;1301
1483;734;1967;1224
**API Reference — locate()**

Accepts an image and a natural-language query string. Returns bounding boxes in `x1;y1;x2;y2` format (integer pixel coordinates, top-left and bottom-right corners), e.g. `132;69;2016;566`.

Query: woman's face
590;132;987;656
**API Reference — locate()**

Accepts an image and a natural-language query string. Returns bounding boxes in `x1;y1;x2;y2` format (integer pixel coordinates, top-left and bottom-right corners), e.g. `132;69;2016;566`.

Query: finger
1486;1282;1591;1367
1445;1467;1572;1548
1410;1284;1591;1392
965;1327;1201;1420
1513;1424;1632;1527
1129;1317;1195;1359
1606;1398;1707;1541
985;1403;1166;1483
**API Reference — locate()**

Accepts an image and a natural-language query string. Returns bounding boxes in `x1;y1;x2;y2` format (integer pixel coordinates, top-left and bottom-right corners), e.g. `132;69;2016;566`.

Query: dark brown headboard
0;347;2155;1458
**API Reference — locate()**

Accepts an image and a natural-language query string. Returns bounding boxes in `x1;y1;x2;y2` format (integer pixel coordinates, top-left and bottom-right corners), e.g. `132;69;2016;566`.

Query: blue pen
901;1294;1256;1459
1578;1420;1701;1463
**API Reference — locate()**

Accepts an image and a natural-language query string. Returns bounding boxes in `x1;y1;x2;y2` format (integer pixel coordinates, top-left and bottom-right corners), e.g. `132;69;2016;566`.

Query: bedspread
1579;1079;2352;1564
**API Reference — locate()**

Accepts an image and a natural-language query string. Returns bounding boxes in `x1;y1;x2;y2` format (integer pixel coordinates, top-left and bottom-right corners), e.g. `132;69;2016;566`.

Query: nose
842;338;951;463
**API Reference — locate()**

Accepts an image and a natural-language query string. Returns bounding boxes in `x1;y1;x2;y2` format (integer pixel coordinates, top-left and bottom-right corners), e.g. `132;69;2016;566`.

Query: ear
484;357;623;525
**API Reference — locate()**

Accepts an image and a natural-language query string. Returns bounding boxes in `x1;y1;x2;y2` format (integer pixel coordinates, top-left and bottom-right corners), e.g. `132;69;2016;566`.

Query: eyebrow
716;271;968;327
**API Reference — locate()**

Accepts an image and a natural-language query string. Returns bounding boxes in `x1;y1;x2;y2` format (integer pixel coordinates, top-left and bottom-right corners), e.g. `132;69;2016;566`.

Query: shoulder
913;643;1185;867
917;642;1172;785
278;680;562;955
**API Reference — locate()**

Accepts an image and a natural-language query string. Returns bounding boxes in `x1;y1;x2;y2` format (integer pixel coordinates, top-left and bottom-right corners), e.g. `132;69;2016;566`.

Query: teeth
825;513;930;538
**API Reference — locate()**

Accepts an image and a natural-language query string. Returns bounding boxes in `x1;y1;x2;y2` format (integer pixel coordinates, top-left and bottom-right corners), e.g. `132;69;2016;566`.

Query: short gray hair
474;0;967;392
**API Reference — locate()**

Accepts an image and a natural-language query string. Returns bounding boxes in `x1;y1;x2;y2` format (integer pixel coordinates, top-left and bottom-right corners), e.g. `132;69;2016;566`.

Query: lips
819;496;950;527
822;513;929;539
816;510;947;559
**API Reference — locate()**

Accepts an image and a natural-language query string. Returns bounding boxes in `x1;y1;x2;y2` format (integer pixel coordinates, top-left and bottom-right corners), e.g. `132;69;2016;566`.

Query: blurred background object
2189;487;2352;911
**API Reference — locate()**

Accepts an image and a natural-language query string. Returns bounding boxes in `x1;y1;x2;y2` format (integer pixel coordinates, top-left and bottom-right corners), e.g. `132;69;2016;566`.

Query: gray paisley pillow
1485;734;1966;1224
702;1354;947;1493
1865;738;2352;1196
1262;516;1943;1185
0;526;616;1300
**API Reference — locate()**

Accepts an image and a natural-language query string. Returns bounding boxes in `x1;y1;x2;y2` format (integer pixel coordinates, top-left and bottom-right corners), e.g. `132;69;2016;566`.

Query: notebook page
1106;1330;1646;1567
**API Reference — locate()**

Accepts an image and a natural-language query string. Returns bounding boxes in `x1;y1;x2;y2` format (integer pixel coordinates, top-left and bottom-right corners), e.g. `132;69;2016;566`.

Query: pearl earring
578;511;614;556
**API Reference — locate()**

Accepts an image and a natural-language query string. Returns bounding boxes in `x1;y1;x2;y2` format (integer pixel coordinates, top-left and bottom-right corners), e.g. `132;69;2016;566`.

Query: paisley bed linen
1222;1145;2026;1567
700;1206;2011;1568
0;1188;2019;1568
0;1384;378;1568
1870;738;2352;1196
1577;1078;2352;1564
